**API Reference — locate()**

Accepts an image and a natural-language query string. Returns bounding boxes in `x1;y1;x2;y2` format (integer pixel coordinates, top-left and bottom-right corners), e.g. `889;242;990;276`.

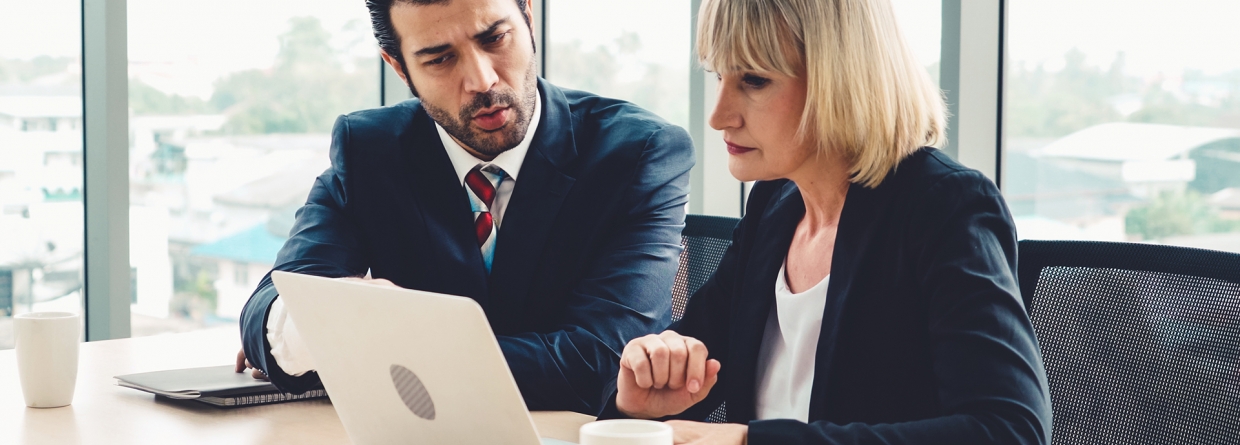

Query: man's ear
380;50;410;85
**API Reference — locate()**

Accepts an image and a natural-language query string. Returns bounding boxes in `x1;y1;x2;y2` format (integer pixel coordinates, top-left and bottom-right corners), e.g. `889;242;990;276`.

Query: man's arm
240;115;368;394
498;125;694;413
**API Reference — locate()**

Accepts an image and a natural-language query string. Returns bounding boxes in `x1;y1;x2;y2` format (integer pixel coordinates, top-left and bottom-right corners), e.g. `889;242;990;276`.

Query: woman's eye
742;74;770;88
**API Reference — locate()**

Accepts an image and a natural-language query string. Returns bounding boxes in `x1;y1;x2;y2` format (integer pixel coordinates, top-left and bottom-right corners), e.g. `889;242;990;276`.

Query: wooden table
0;328;594;444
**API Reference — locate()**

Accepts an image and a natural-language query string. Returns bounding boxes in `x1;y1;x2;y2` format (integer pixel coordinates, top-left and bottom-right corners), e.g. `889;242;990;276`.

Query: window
890;0;942;87
0;1;84;349
544;0;691;130
1005;0;1240;252
126;0;380;335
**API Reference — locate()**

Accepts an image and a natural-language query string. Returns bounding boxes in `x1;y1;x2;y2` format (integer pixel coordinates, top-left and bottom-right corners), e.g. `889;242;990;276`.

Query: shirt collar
437;91;541;185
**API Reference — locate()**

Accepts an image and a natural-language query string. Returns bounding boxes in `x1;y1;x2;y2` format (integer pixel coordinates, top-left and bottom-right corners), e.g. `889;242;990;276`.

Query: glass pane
890;0;942;86
545;0;692;129
0;1;84;349
127;0;380;337
1006;0;1240;252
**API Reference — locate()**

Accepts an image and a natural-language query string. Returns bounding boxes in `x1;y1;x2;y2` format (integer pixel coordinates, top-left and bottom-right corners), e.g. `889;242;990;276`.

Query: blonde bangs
696;0;803;78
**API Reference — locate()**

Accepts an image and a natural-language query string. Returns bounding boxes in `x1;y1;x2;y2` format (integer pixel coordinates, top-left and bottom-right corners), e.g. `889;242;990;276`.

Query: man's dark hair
367;0;535;97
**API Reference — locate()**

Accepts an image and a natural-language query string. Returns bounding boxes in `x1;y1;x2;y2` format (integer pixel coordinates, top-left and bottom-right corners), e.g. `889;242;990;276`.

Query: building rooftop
189;223;286;265
0;96;81;119
1037;122;1240;162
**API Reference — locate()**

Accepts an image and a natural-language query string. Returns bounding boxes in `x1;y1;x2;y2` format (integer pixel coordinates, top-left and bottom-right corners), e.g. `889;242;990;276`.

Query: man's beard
421;61;538;158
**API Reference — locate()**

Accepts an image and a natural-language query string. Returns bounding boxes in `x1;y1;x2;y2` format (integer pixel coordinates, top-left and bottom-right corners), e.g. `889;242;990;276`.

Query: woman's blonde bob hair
697;0;947;188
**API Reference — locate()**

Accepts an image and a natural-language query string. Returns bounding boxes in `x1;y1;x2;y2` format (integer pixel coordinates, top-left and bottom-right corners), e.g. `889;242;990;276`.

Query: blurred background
1;0;1238;348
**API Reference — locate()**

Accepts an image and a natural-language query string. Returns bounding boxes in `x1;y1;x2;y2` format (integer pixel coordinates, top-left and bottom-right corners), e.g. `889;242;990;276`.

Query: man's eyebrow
414;43;451;57
412;19;510;58
473;18;508;40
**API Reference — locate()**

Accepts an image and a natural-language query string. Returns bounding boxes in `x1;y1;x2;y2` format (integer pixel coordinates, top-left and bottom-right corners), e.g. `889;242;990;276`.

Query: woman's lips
473;107;510;131
726;141;757;155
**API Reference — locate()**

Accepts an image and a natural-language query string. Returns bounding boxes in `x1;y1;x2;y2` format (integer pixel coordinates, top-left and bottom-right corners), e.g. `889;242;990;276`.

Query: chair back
1018;240;1240;444
671;214;738;423
672;215;739;322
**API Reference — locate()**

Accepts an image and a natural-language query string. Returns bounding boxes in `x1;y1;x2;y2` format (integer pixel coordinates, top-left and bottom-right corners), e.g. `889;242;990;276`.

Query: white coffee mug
14;312;80;408
579;419;673;445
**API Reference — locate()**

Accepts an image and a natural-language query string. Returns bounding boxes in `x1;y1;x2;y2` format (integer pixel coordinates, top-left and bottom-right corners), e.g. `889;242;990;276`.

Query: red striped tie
464;166;496;246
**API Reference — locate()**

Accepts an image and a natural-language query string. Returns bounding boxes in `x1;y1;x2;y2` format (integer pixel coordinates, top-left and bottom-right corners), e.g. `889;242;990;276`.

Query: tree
1125;190;1240;240
210;17;379;134
129;79;213;115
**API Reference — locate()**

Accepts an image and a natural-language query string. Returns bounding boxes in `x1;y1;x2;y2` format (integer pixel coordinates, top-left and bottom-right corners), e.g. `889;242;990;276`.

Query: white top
265;94;542;377
753;258;830;422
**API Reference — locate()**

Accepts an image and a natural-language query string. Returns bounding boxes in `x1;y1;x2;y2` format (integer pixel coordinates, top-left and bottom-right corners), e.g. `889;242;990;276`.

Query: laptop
271;271;577;445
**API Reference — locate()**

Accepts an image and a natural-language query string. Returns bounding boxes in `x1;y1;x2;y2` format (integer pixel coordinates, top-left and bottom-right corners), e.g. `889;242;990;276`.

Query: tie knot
465;165;498;207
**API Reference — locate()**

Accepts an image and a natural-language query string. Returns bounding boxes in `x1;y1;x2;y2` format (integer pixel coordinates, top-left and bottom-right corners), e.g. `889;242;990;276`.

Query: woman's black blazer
601;148;1052;444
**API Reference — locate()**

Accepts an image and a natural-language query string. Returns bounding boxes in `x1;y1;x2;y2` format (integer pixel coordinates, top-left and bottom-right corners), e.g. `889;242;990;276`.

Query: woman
598;0;1052;444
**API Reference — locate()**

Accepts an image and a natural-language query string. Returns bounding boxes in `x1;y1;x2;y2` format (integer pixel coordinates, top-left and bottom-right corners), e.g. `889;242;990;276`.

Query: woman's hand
666;420;747;445
616;331;721;419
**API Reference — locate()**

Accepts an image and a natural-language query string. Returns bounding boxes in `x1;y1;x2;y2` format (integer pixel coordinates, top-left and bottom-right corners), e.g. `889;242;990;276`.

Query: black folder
115;365;327;407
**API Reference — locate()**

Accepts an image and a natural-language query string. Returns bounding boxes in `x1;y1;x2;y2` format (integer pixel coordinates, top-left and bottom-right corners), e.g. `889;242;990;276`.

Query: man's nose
461;50;499;94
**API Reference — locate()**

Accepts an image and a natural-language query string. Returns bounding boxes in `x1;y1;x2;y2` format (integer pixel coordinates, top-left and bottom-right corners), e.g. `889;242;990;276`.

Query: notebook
116;365;328;408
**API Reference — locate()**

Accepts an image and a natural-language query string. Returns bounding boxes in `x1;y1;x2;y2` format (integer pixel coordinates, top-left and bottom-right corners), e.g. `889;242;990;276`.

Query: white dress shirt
264;94;542;377
753;257;830;422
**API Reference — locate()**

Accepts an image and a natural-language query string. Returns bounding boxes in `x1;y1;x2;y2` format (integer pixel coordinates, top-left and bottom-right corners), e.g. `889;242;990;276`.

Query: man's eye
484;32;507;45
426;55;450;66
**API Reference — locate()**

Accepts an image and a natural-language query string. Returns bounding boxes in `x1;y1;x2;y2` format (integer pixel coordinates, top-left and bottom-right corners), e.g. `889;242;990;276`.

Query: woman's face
709;69;816;183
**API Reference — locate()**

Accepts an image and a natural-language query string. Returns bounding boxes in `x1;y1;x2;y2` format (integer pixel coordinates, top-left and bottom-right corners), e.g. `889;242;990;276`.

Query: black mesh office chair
671;215;739;322
1018;240;1240;445
670;214;739;423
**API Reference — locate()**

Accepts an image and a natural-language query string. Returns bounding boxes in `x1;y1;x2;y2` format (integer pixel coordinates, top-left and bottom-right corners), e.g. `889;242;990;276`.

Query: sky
3;0;1240;96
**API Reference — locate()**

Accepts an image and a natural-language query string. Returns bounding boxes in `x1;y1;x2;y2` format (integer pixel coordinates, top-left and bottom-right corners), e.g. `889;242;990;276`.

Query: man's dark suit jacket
240;79;694;414
600;148;1052;444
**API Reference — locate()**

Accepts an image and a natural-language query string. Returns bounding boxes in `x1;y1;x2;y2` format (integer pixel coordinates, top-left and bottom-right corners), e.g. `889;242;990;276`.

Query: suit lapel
404;106;490;304
805;180;895;420
726;183;804;422
486;80;577;325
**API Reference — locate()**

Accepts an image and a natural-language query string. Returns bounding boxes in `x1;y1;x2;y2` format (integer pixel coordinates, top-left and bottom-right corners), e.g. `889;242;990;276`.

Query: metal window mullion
82;0;130;341
940;0;1006;183
689;0;743;218
688;0;706;214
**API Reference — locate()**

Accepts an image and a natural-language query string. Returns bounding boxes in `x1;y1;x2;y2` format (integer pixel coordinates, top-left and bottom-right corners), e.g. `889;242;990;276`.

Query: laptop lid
271;271;544;445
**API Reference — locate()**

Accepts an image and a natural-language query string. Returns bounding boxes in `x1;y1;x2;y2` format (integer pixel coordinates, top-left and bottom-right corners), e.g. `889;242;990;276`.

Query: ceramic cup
579;419;673;445
14;312;80;408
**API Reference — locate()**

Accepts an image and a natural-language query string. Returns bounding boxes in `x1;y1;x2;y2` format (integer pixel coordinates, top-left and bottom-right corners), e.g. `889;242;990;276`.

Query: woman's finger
643;335;671;389
623;338;655;389
684;337;709;393
662;333;689;390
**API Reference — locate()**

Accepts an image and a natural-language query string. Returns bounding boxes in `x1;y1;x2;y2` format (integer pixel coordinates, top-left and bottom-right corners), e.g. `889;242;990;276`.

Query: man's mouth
472;106;510;131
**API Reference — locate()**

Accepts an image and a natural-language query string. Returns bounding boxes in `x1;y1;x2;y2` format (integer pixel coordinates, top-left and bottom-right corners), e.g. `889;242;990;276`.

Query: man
234;0;693;414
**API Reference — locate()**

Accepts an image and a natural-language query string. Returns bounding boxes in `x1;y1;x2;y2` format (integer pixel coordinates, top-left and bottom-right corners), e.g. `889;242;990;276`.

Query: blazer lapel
404;106;490;304
806;180;896;420
486;80;577;326
726;183;804;422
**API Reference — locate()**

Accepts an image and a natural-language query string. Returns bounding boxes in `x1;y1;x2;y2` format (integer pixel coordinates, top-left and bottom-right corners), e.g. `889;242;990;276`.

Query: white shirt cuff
265;297;316;377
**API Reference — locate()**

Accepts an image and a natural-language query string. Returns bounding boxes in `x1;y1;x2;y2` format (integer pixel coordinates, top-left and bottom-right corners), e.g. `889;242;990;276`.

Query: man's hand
666;420;747;445
234;348;268;380
616;330;721;419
